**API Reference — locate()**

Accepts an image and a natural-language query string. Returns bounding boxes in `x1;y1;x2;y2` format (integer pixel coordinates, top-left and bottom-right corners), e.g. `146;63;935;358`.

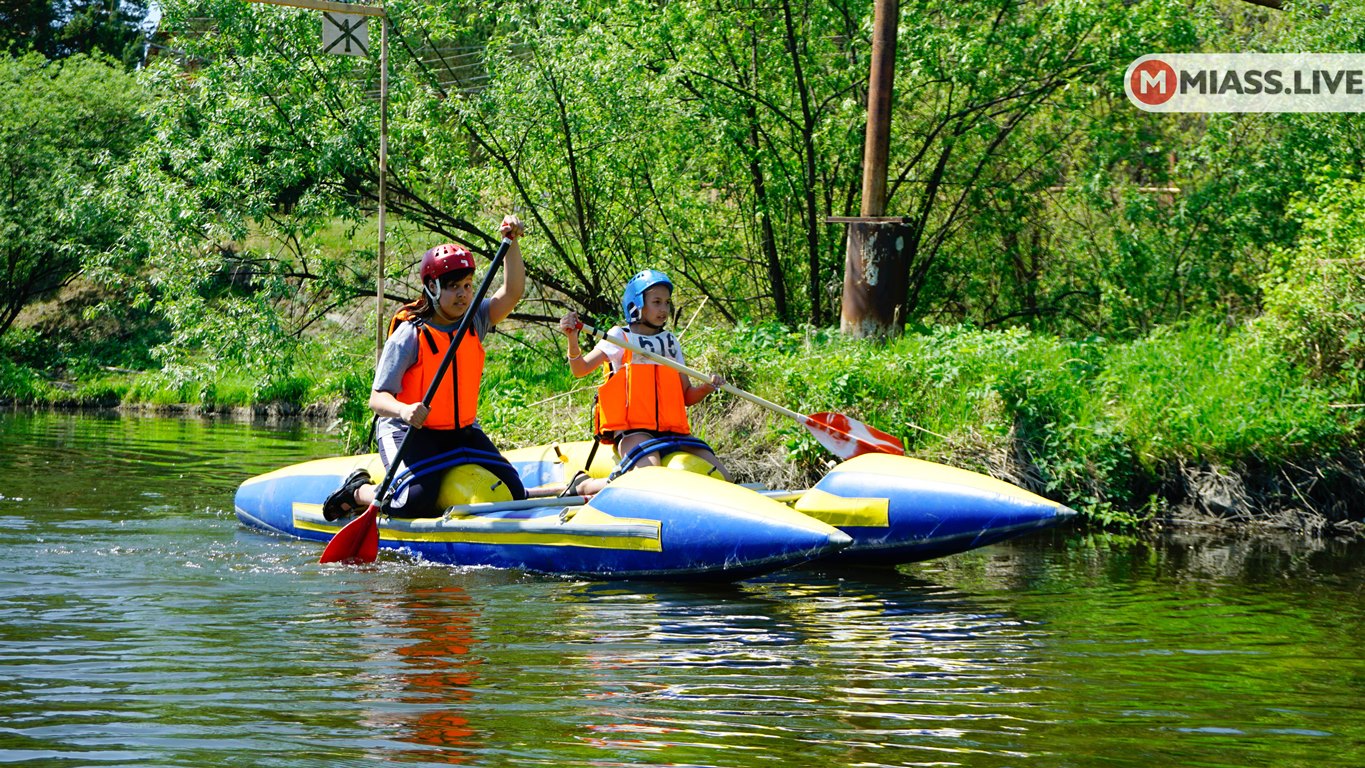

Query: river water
1;411;1361;767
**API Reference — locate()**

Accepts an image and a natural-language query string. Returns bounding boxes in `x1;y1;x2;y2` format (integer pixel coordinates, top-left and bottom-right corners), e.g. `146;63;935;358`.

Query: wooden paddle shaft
580;323;808;424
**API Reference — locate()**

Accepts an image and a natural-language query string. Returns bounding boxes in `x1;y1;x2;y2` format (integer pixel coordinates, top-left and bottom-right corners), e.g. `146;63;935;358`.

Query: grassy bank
673;322;1361;532
4;321;1361;533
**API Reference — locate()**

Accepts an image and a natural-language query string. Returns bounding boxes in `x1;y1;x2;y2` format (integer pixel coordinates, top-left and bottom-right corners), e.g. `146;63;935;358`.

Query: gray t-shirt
373;299;493;439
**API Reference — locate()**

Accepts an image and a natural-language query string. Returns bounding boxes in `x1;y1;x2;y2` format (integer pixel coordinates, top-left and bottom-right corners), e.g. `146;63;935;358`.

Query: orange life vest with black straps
594;333;690;436
390;302;485;430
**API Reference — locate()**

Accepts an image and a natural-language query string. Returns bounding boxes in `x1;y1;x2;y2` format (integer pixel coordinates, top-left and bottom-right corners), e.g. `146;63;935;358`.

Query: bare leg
573;476;609;497
566;433;659;499
615;432;664;469
355;483;377;507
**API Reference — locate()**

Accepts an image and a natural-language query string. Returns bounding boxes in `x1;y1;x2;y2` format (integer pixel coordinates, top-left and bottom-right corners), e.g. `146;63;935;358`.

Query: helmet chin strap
637;318;666;332
422;279;440;305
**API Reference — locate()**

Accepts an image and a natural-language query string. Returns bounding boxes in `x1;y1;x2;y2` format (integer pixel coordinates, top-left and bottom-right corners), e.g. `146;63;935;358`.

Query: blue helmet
621;269;674;324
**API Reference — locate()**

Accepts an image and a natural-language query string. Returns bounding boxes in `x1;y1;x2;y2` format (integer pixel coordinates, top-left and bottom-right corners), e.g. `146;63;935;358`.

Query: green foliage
0;353;47;403
894;0;1198;332
117;0;1365;394
1256;176;1365;400
477;331;585;446
685;320;1359;526
1103;322;1345;467
68;377;131;407
255;375;311;406
7;281;166;376
0;323;138;405
1;0;153;69
937;1;1365;338
0;53;149;336
334;368;376;454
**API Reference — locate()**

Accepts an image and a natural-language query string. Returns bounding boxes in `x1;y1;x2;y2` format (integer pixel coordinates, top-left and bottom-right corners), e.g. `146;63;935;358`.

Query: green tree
0;52;148;336
1;0;152;68
633;0;867;325
1;0;60;56
908;0;1365;338
1257;176;1365;399
454;0;830;324
112;0;502;380
119;0;1365;381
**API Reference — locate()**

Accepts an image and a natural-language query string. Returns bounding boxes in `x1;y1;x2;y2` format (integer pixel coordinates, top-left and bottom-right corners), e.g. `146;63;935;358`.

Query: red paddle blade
319;505;380;564
804;412;905;460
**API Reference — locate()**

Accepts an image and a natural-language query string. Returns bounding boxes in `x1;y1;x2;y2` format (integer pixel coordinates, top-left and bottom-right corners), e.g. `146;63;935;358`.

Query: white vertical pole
375;13;388;360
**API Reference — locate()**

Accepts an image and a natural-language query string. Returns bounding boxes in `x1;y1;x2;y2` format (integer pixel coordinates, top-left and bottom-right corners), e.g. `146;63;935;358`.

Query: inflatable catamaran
233;440;1074;580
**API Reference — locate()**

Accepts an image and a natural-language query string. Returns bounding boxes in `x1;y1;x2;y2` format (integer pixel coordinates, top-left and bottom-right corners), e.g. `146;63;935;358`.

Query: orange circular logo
1130;59;1177;106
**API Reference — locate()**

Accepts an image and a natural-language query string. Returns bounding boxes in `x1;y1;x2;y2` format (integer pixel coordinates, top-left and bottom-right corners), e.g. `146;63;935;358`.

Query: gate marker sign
322;12;369;56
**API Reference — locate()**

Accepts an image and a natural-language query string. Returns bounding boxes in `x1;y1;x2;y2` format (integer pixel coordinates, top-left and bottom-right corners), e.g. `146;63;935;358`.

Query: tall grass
678;321;1358;525
1101;323;1343;465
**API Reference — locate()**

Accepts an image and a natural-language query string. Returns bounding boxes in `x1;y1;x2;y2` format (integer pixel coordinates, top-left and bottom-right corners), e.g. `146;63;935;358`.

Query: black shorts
378;425;526;517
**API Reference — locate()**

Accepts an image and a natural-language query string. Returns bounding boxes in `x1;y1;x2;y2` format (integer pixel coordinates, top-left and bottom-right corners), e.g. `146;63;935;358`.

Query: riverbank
5;321;1362;535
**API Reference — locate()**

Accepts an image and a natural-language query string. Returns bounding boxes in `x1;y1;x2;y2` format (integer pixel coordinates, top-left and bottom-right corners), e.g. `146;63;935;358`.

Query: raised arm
487;215;525;325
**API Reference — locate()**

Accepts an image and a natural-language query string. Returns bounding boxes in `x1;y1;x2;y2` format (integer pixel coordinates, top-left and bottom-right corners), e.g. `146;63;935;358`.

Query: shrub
1257;176;1365;400
0;355;46;403
255;376;312;406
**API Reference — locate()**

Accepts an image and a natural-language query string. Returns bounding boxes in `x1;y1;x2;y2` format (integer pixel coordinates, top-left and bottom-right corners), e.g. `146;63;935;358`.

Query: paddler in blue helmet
559;269;731;496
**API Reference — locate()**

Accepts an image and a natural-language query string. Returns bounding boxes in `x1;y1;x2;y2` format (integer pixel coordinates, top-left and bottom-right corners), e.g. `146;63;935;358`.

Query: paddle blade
804;412;905;459
318;505;380;564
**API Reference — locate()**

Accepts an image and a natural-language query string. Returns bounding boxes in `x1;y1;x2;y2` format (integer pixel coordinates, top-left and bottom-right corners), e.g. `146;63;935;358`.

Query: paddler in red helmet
323;215;527;520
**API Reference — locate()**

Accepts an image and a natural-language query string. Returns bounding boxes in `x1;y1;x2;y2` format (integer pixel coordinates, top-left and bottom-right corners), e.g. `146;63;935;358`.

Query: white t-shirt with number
594;327;685;373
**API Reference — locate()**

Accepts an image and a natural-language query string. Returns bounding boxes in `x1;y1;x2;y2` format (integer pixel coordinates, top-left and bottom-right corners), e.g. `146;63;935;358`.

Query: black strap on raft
386;445;514;492
610;435;714;480
556;395;606;499
383;442;527;513
583;397;603;460
364;415;378;452
446;326;461;430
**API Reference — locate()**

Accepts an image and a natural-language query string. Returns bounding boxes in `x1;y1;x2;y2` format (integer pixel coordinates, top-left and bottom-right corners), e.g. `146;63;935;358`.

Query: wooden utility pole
860;0;896;219
839;0;911;338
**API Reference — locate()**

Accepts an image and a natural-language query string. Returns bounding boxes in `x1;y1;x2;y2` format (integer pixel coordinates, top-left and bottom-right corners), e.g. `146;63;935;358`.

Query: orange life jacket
387;302;424;337
594;335;690;436
392;305;485;430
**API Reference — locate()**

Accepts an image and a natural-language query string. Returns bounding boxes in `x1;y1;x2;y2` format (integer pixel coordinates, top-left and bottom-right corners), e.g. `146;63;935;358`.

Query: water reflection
545;571;1055;764
383;582;483;764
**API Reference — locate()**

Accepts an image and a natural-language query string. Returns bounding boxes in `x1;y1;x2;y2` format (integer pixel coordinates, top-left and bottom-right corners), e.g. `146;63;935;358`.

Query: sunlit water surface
1;411;1361;767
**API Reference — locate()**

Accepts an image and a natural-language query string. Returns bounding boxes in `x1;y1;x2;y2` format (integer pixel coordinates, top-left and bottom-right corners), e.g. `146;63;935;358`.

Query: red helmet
419;244;475;282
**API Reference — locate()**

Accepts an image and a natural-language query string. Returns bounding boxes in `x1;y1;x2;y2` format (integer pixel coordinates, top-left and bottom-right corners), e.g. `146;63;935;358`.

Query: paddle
319;237;514;564
575;321;904;460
